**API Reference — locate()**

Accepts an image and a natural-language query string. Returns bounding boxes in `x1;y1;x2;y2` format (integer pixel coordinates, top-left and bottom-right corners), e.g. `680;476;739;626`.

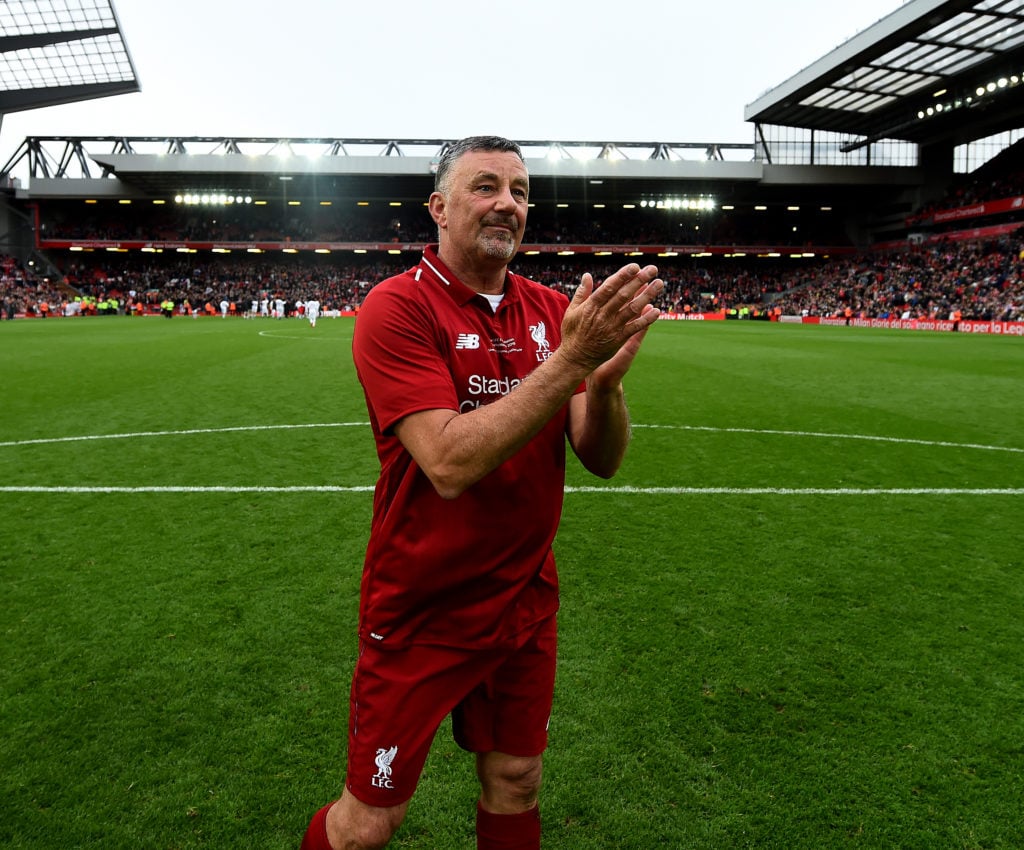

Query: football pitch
1;314;1022;849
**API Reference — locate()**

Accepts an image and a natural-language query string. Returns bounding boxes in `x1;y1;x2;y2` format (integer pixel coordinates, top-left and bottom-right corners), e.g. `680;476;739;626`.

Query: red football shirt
352;246;577;649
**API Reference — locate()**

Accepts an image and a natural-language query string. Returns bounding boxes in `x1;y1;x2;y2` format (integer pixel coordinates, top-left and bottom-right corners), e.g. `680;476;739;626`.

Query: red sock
476;803;541;850
299;803;333;850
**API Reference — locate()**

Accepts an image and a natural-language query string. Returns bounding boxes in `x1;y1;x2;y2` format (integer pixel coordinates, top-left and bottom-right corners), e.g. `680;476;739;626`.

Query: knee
478;753;543;811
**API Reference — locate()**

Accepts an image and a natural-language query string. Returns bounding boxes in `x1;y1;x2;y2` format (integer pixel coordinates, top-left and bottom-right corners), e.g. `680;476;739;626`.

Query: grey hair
434;136;524;194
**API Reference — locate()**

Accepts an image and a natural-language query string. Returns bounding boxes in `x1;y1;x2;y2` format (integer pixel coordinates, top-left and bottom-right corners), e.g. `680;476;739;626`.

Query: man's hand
559;263;664;377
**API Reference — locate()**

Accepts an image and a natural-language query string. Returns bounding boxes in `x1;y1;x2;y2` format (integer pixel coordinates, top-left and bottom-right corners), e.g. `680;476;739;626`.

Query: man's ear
428;192;446;228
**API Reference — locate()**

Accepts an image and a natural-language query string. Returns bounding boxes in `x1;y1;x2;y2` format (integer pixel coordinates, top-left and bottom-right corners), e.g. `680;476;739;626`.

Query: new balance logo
456;333;480;349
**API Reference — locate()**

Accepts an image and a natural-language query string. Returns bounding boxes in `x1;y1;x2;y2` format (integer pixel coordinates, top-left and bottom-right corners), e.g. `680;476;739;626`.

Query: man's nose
493;185;518;210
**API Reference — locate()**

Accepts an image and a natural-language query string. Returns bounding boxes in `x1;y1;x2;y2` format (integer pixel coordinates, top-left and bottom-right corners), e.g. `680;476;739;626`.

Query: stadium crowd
766;234;1024;321
908;169;1024;227
4;231;1023;323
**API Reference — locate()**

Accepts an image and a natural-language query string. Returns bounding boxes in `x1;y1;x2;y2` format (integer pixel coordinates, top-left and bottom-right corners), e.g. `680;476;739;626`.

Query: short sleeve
352;283;460;434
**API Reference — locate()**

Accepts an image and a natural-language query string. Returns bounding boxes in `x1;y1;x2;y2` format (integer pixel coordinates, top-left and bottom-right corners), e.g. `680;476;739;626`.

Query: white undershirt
480;292;504;312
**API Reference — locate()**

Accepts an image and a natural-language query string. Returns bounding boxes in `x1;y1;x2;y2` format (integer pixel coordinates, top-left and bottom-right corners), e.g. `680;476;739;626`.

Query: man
306;296;321;328
301;136;662;850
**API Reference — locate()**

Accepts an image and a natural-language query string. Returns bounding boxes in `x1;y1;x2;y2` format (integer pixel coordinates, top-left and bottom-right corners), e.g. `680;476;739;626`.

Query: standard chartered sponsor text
460;373;525;412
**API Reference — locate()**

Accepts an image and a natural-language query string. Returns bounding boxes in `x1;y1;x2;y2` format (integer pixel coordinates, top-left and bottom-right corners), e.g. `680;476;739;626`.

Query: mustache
481;216;518;230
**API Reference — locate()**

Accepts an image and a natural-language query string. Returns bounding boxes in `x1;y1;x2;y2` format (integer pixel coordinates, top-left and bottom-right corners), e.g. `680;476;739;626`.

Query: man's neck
436;246;508;295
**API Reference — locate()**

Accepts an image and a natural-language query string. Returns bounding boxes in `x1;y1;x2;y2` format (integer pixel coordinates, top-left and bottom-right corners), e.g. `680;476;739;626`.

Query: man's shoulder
362;265;430;308
373;264;421;292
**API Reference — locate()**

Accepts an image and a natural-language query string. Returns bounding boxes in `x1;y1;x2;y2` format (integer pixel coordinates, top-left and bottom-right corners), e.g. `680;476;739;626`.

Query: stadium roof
3;1;1017;208
0;0;139;114
745;0;1024;150
4;136;927;210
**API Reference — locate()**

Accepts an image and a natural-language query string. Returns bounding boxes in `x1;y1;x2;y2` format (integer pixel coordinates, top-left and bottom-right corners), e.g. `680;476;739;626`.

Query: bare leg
323;787;409;850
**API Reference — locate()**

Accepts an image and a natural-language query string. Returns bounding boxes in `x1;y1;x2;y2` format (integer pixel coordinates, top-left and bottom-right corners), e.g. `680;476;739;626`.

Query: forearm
569;382;631;479
394;347;590;499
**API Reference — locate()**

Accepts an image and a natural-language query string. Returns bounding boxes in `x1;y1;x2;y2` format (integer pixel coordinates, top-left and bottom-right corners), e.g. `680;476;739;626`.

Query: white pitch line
632;424;1024;454
2;422;1020;455
0;486;1021;496
256;330;336;340
0;422;369;448
568;486;1024;495
0;485;375;493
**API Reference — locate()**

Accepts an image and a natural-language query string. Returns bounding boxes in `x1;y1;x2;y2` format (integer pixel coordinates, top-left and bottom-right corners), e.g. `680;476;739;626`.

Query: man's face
430;150;529;265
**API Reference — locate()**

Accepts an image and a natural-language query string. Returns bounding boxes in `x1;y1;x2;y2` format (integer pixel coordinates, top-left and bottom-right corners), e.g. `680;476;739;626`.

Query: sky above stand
0;0;907;166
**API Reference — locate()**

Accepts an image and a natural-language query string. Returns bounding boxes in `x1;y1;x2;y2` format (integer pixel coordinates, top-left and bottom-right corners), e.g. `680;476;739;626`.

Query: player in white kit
306;298;321;328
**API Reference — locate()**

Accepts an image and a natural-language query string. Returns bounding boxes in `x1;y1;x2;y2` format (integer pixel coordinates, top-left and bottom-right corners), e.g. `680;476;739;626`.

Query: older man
302;135;663;850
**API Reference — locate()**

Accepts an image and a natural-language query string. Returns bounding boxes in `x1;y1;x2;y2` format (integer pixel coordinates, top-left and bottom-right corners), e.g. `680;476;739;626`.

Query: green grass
1;315;1022;848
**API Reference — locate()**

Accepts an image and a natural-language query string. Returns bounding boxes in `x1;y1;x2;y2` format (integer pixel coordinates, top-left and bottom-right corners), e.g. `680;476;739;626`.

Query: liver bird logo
374;745;398;779
530;321;551;353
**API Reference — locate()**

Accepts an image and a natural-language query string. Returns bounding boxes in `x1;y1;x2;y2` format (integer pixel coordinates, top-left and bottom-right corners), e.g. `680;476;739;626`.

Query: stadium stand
4;227;1021;325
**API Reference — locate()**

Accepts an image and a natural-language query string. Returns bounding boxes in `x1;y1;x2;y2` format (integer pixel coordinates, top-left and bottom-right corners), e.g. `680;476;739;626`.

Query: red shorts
344;615;556;807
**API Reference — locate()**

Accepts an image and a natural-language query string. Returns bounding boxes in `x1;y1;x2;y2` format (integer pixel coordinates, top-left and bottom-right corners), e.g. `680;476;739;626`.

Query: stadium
1;1;1022;848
